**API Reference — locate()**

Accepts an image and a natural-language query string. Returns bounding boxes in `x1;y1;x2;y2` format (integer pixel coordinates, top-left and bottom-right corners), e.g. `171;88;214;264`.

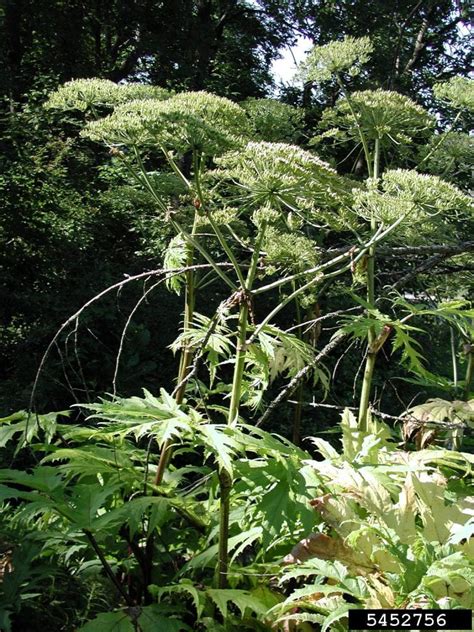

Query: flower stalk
358;137;381;430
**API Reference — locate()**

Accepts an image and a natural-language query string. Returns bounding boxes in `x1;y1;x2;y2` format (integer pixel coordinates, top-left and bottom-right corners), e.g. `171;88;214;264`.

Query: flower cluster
422;132;474;189
82;91;249;157
320;89;434;146
214;141;354;229
45;78;170;111
301;36;373;82
434;77;474;111
263;226;319;273
354;169;473;241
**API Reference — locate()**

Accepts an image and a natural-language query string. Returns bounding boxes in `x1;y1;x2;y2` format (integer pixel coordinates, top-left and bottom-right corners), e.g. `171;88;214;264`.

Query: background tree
285;0;472;94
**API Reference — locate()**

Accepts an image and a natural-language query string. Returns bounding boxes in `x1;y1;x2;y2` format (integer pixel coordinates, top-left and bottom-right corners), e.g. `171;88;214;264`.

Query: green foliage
78;606;190;632
2;20;474;631
242;98;304;143
271;414;474;629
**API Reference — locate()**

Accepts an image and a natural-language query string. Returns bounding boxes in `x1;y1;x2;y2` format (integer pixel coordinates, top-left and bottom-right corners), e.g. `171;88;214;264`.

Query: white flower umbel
301;36;373;82
45;78;170;111
434;77;474;111
82;91;249;157
214;141;354;229
319;89;434;148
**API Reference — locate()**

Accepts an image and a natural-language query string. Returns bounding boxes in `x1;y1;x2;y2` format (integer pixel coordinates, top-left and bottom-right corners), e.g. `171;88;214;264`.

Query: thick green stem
336;74;373;178
216;302;248;588
357;353;377;432
291;283;304;445
216;290;249;590
227;301;250;428
155;213;199;486
217;470;232;588
156;152;201;488
175;211;199;401
216;223;267;588
155;151;213;486
450;327;458;389
357;138;380;431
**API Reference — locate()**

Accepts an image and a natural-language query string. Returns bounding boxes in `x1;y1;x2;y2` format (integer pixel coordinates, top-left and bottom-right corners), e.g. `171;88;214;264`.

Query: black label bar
348;608;472;630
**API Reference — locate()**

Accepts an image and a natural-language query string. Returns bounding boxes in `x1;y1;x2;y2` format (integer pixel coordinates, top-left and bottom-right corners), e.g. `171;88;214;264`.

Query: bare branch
112;278;166;397
391;245;472;290
289;400;472;431
29;263;233;411
402;5;433;75
256;332;348;428
324;241;474;259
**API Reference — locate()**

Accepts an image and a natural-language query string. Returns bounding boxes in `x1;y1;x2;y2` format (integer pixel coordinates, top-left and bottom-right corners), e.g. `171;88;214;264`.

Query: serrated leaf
391;325;426;375
150;582;205;619
281;559;349;585
321;603;352;632
0;467;64;493
42;445;136;478
258;478;290;545
196;424;240;476
0;410;68;450
206;589;268;619
92;496;170;536
229;526;262;564
183;529;262;571
68;483;120;529
448;518;474;545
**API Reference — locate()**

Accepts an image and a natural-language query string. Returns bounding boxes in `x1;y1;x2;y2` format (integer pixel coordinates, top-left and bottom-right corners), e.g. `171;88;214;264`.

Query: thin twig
256;332;348;427
392;251;465;291
29;262;233;412
83;529;132;606
112;278;165;396
285;307;361;334
289;400;472;430
324;240;474;260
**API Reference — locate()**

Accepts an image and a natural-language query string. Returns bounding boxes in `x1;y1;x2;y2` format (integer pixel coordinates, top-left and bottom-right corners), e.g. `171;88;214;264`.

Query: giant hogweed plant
302;37;473;430
0;41;473;630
